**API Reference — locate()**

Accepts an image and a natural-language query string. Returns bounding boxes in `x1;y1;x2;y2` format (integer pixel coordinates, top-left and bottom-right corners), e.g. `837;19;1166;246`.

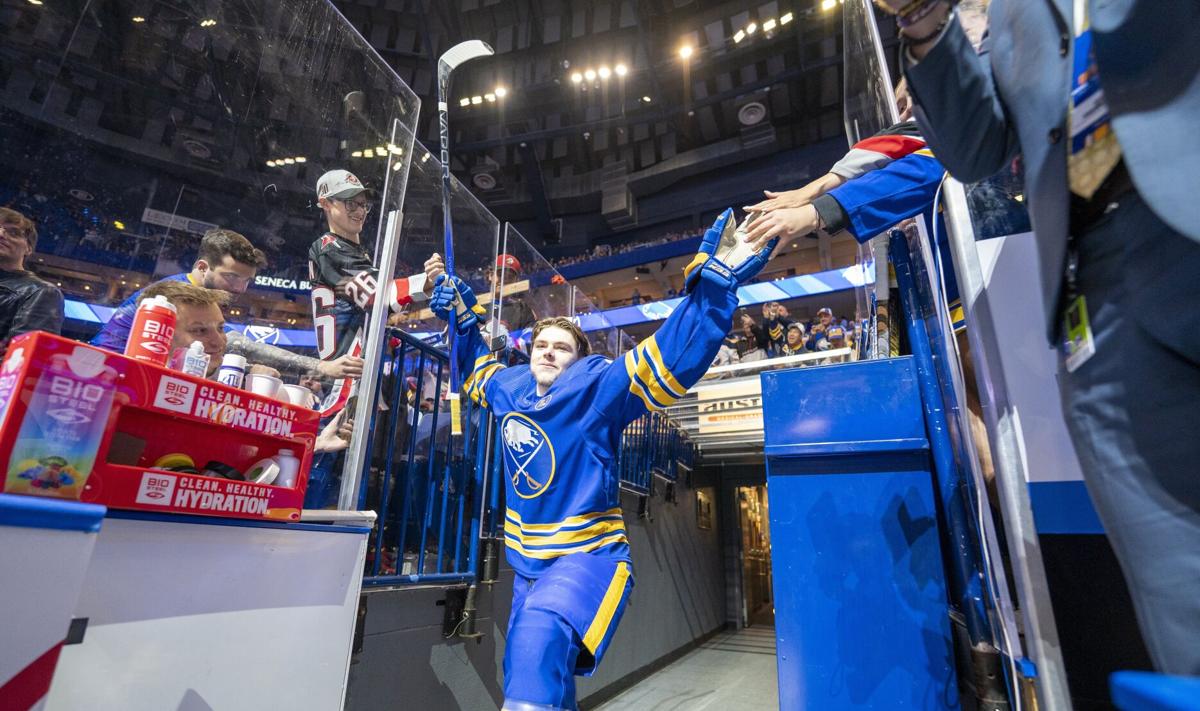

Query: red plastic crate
0;332;317;522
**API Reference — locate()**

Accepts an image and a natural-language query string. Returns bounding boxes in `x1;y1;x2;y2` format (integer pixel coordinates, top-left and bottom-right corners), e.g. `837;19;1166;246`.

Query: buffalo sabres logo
501;413;556;499
534;394;552;411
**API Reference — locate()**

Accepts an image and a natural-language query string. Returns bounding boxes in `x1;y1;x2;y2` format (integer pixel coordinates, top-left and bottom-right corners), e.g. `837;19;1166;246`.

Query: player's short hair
0;207;38;250
197;228;267;269
531;317;591;357
138;280;232;309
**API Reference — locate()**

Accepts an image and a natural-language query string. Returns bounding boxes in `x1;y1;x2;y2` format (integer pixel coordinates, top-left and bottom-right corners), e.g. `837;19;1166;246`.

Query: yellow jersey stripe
466;362;501;395
914;147;935;158
473;353;494;369
504;532;629;560
624;351;660;412
503;518;626;546
634;343;681;407
505;507;622;530
642;337;687;398
582;561;632;653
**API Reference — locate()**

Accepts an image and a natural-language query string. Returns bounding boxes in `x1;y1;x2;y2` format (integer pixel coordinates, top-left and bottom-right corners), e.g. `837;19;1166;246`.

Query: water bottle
273;448;300;488
125;295;177;366
216;353;247;389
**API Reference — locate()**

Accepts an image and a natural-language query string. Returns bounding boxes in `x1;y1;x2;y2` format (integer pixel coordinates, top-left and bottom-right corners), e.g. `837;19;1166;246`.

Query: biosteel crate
0;332;317;522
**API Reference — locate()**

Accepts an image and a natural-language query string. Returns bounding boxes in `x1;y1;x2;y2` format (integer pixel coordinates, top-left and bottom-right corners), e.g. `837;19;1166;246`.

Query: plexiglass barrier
1;0;419;293
842;0;901;359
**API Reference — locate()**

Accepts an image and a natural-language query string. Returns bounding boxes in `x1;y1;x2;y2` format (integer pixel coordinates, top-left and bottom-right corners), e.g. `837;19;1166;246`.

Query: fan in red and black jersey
309;169;430;417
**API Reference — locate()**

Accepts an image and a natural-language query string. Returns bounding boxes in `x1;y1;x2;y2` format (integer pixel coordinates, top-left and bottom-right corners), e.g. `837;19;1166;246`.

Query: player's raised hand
683;208;734;291
741;205;820;253
430;275;481;334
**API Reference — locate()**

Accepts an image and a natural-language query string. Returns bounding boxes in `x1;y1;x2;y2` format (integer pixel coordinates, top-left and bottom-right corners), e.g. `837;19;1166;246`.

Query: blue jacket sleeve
825;151;946;243
591;270;739;429
457;327;504;408
903;17;1020;183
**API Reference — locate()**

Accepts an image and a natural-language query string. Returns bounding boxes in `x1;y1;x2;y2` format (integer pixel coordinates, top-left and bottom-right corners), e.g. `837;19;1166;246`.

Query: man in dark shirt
0;208;63;342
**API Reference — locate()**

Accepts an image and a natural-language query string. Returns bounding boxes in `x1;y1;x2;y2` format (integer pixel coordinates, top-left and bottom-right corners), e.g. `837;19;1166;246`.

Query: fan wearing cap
780;322;807;356
489;253;538;333
309;169;433;416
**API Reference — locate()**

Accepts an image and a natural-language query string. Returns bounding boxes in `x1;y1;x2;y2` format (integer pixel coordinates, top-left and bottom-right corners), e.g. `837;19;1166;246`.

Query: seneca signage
253;276;312;291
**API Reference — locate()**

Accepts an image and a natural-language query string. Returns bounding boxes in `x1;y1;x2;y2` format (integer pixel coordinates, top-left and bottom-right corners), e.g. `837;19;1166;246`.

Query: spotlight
471;95;483;104
763;18;777;31
266;160;276;167
459;97;471;107
132;15;145;22
283;157;296;164
200;19;216;27
27;0;44;5
746;22;758;34
781;12;794;24
351;150;363;158
375;146;386;156
614;64;628;76
392;162;404;171
571;72;583;84
642;96;652;103
495;86;507;97
485;93;496;102
584;69;596;81
678;45;693;60
598;66;611;79
734;29;746;43
387;143;402;154
821;0;836;10
295;156;306;163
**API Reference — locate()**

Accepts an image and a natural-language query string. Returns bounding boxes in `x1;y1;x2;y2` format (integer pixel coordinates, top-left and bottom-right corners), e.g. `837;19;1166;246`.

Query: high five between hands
739;170;843;253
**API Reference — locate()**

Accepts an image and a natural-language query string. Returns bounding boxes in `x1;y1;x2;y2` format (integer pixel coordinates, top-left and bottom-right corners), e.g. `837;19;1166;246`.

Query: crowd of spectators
717;303;856;369
549;228;704;269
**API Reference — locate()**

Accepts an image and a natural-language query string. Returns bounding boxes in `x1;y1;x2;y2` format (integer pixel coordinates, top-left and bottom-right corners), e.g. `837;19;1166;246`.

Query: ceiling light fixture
733;29;746;43
679;45;693;60
571;72;583;84
614;64;628;76
763;18;777;31
584;69;596;81
283;157;296;164
484;92;496;102
471;95;483;104
294;156;306;163
598;66;611;79
132;15;145;22
495;86;507;97
821;0;836;10
459;97;471;107
781;11;794;24
351;150;363;158
642;96;652;103
266;160;276;167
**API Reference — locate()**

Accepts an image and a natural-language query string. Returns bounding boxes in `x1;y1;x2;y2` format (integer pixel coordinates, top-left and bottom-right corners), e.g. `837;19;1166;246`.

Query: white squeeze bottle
274;448;300;488
180;341;210;377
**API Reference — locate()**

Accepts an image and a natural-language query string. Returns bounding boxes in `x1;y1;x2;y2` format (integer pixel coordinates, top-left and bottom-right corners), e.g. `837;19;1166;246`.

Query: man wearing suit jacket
885;0;1200;675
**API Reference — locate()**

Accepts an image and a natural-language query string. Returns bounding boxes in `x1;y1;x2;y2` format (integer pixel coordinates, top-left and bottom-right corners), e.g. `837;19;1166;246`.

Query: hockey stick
437;40;494;436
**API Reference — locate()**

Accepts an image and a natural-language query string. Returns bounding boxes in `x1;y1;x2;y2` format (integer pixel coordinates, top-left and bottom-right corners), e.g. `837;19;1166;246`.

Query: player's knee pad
503;607;580;710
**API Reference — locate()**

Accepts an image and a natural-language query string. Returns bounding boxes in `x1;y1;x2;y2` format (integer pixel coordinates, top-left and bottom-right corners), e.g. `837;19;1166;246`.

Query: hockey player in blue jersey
426;209;776;711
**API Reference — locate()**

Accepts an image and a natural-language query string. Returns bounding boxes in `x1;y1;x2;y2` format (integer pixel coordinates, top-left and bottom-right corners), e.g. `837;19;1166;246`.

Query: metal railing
358;331;696;586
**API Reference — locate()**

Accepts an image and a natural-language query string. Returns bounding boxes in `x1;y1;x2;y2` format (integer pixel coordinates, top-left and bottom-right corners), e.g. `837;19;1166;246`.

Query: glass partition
497;223;633;358
1;0;419;291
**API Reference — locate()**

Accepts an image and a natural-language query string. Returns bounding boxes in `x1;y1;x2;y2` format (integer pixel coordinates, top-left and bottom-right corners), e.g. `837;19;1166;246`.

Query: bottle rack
0;332;318;522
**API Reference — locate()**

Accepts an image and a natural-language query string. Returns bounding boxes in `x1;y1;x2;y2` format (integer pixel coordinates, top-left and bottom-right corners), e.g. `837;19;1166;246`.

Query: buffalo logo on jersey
501;413;556;499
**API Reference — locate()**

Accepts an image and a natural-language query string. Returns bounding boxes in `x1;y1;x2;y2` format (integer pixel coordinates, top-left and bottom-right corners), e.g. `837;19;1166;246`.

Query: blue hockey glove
683;208;780;291
431;275;484;335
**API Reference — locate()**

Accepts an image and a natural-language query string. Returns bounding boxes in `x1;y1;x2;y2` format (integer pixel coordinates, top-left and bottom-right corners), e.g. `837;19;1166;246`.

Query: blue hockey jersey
455;271;738;579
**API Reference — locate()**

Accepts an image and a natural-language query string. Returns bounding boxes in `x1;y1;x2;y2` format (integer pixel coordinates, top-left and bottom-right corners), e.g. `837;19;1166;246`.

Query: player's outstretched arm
429;272;503;407
814;149;945;243
595;209;778;426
